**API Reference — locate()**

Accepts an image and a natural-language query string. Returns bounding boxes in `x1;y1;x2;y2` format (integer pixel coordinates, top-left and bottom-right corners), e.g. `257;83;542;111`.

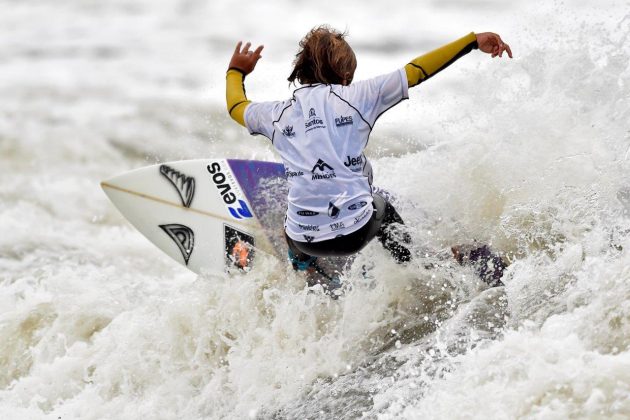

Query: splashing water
1;0;629;419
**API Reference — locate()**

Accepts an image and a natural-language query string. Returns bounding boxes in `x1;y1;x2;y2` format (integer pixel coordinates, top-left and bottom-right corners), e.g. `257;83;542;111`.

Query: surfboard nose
100;159;283;276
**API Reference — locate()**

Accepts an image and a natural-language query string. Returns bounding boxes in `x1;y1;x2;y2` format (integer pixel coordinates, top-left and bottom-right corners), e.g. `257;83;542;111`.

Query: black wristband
227;67;247;78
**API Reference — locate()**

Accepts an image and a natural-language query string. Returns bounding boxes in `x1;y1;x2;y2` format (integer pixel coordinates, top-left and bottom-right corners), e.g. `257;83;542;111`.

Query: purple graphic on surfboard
227;159;288;246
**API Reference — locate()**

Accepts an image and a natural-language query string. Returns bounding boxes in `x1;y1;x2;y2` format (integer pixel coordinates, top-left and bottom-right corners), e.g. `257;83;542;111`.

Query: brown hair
288;25;357;86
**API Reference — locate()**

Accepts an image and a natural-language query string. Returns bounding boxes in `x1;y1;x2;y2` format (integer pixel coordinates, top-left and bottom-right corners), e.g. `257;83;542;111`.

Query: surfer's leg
375;200;412;263
285;234;317;271
285;233;342;295
452;244;506;287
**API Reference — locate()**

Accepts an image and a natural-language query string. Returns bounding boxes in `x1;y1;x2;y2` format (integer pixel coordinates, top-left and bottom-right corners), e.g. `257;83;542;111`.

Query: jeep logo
344;155;363;167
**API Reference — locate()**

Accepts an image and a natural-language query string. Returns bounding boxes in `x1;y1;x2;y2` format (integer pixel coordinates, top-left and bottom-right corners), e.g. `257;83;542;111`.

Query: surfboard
101;159;289;276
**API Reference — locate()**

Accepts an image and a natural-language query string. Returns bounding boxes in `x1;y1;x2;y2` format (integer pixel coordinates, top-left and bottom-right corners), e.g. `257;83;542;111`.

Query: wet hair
288;25;357;86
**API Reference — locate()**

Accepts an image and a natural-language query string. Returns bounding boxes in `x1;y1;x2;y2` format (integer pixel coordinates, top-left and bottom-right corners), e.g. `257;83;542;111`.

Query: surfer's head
288;25;357;86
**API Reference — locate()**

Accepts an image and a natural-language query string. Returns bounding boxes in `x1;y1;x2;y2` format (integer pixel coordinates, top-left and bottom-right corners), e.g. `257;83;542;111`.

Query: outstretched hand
228;41;264;75
475;32;512;58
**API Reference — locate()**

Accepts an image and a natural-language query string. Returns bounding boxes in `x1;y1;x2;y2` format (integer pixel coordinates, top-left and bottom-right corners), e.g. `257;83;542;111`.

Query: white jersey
244;68;409;242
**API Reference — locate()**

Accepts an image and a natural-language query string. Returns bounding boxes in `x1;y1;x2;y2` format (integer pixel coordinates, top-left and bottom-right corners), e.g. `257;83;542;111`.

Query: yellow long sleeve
405;32;478;87
226;69;250;127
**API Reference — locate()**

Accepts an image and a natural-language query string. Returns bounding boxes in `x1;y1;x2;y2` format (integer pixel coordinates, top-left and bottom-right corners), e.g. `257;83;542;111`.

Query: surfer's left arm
226;41;264;127
405;32;512;87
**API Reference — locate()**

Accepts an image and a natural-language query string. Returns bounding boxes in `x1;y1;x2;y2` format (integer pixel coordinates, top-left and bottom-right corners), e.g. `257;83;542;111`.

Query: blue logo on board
228;200;253;219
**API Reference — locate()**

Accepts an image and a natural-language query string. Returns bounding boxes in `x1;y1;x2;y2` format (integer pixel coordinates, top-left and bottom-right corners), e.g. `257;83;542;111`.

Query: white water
1;0;629;418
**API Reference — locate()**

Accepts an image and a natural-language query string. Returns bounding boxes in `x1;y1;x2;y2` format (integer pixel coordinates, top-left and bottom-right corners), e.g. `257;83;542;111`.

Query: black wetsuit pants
285;194;412;266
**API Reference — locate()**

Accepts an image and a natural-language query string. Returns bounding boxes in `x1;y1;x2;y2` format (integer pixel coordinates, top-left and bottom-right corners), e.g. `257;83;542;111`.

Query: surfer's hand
475;32;512;58
228;41;264;75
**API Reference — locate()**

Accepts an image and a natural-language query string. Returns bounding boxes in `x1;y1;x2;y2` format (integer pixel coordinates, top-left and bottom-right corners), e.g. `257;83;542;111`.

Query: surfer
225;26;512;291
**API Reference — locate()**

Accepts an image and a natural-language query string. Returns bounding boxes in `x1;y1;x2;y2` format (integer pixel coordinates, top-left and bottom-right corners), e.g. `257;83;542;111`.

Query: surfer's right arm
226;41;264;127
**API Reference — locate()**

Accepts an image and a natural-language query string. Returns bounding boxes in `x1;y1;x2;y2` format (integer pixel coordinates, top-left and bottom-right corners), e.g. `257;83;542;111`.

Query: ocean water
1;0;629;418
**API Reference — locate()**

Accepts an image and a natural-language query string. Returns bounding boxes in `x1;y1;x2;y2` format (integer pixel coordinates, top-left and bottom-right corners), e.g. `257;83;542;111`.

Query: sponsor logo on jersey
335;115;353;126
311;159;336;180
348;201;368;211
297;210;319;216
312;159;333;172
353;207;371;225
328;202;341;219
305;108;325;132
303;235;315;243
330;221;345;231
298;223;320;232
159;164;195;208
282;125;295;138
343;154;363;169
207;161;253;220
159;224;194;265
285;169;304;178
224;224;255;271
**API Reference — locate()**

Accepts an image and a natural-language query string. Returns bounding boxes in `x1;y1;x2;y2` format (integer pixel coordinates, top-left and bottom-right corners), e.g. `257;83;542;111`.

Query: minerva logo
311;159;336;180
335;115;353;126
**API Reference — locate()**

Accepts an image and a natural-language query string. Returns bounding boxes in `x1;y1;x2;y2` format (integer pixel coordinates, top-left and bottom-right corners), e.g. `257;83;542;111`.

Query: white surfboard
101;159;288;276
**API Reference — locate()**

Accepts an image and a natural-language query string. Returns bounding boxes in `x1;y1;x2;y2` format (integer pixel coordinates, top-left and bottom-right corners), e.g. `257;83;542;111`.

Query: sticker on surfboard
224;224;255;271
